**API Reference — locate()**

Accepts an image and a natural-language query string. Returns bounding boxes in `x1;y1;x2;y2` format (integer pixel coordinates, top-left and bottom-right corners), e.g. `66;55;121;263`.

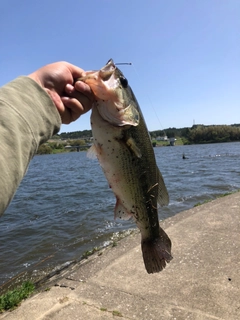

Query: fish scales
79;59;172;273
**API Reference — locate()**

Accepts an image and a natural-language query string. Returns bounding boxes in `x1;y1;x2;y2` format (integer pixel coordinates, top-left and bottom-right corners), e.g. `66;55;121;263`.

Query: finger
64;84;93;113
65;82;94;105
61;97;90;123
74;81;94;101
64;83;75;94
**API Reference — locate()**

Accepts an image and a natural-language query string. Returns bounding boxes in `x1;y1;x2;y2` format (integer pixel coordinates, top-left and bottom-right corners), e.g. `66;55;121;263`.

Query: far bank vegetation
36;124;240;154
151;124;240;146
37;139;88;155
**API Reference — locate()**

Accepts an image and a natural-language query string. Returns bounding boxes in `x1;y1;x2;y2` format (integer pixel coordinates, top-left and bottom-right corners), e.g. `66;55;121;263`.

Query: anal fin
126;137;142;158
87;145;98;159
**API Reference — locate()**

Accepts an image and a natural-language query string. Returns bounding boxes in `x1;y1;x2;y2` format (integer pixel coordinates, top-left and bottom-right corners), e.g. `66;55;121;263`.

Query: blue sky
1;0;239;133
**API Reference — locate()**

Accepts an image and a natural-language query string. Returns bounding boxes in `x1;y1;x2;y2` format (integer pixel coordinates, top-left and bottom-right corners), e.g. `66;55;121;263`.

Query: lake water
1;142;240;288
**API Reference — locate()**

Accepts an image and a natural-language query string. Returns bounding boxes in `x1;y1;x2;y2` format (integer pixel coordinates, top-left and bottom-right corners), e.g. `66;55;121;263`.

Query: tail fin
141;228;172;274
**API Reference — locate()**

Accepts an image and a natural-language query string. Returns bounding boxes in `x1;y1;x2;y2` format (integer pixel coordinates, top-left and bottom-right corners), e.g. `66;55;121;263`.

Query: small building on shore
156;135;168;141
169;137;177;146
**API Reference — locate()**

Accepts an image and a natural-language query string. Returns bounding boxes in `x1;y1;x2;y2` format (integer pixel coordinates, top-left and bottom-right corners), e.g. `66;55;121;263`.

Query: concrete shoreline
0;192;239;320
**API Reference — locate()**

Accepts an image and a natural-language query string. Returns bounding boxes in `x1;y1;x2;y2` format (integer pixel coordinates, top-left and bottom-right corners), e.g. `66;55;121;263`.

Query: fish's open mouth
76;59;119;100
99;59;116;81
76;59;116;84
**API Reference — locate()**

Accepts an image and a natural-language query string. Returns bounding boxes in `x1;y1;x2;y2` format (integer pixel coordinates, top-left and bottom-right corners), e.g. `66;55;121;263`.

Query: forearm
0;77;61;215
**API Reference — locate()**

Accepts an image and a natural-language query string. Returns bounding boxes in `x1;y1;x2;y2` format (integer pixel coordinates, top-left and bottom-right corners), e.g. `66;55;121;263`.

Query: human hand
28;61;94;124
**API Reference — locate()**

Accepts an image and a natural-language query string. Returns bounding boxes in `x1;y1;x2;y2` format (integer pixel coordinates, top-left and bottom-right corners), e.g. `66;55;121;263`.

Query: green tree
36;144;52;155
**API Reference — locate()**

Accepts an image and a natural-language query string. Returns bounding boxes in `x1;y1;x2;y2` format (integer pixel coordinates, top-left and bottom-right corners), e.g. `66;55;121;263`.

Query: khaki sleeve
0;76;61;215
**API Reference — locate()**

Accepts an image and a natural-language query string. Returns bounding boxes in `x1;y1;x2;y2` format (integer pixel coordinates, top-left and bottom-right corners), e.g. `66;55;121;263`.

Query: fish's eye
120;76;128;88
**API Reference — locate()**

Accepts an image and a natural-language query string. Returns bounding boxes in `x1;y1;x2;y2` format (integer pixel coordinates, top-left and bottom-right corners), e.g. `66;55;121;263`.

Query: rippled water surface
1;142;240;286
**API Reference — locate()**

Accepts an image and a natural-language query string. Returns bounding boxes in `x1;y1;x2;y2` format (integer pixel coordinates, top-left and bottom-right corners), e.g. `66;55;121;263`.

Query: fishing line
119;62;166;133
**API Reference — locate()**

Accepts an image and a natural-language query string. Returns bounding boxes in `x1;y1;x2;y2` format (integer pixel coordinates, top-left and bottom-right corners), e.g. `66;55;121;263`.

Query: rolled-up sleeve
0;76;61;215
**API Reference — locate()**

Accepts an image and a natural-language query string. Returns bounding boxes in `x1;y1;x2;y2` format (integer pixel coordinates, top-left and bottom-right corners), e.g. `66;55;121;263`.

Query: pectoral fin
114;198;133;220
126;137;142;158
87;145;98;159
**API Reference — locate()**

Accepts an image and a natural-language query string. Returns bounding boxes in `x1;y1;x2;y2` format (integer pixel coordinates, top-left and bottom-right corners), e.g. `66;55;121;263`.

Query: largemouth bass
79;59;172;273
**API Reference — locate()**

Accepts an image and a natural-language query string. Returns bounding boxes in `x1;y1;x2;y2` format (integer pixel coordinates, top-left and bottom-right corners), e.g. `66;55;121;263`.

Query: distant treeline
186;125;240;144
36;139;87;155
53;124;240;145
150;124;240;144
56;130;92;140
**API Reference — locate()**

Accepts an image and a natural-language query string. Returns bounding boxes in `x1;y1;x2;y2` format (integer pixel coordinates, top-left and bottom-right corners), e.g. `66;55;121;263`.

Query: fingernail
65;84;74;93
